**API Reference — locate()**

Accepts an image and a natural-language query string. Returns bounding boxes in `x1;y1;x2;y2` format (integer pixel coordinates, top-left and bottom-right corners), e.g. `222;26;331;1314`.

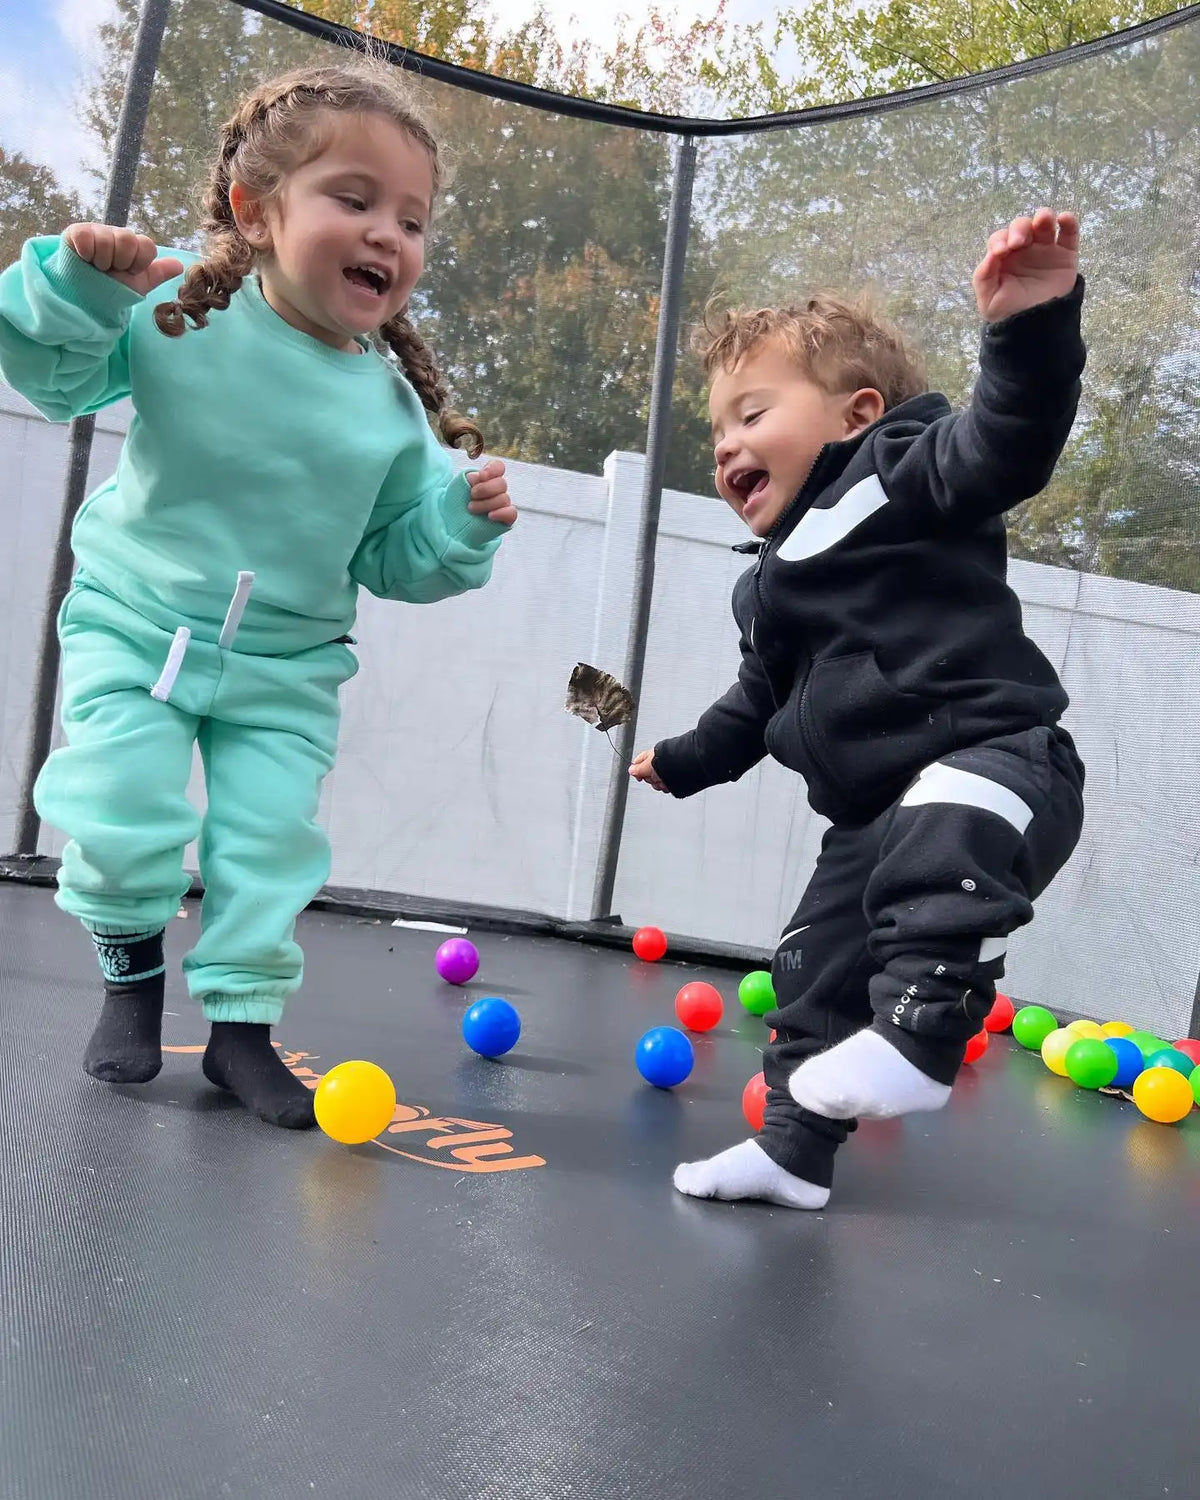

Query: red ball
983;993;1015;1033
963;1030;989;1064
674;981;723;1032
741;1071;769;1131
1171;1038;1200;1066
632;926;667;962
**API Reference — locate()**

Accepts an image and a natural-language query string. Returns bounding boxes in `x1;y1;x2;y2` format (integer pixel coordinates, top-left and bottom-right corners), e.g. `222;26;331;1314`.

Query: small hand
466;459;517;526
972;208;1079;322
63;223;184;296
629;748;667;792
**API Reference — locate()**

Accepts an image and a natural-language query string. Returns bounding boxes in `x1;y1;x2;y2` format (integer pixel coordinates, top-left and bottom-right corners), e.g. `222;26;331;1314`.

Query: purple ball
435;937;479;986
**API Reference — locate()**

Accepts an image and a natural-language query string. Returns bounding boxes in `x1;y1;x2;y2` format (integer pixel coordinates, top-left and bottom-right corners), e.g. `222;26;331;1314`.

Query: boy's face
709;340;882;537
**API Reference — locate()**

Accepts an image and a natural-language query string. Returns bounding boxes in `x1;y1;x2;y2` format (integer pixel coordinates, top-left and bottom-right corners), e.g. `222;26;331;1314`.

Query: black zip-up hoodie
653;278;1086;826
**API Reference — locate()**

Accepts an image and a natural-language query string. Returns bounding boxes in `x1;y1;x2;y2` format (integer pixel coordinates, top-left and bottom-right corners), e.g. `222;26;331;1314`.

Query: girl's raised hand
63;223;183;297
466;459;517;527
972;209;1079;323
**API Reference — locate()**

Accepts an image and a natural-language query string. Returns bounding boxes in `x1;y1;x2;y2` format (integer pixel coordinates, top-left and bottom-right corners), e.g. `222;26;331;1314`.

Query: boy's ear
228;181;271;249
844;387;886;435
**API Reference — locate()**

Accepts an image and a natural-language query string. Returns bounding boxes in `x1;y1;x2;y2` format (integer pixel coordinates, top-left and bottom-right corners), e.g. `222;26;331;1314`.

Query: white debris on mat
390;919;469;934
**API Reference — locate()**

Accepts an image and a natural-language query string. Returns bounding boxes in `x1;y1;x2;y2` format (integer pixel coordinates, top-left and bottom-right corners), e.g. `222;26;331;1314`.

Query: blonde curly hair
695;292;926;411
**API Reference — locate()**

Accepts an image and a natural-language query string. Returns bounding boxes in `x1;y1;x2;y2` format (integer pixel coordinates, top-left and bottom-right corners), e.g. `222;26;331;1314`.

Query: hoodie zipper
750;444;840;791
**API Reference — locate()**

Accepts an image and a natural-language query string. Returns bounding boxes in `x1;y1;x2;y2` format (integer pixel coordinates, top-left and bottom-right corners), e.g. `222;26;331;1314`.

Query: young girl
0;61;516;1129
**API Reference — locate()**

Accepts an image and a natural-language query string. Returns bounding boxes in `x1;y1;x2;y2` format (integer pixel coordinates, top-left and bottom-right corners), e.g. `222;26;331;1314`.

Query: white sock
789;1028;951;1120
673;1138;830;1210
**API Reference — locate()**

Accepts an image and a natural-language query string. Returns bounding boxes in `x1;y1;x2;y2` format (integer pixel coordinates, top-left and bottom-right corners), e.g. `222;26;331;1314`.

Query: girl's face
232;111;434;352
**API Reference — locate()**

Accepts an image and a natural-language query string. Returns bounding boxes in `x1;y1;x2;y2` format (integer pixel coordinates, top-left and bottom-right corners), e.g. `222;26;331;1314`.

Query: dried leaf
565;662;635;732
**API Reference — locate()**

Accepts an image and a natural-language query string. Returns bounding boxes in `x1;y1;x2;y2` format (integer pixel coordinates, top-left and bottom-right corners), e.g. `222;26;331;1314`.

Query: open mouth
344;264;392;296
729;469;769;507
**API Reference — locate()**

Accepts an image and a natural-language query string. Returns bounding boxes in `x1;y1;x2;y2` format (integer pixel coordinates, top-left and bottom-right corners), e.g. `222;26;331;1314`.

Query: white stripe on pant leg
149;627;191;703
218;570;255;650
979;935;1008;963
900;762;1034;834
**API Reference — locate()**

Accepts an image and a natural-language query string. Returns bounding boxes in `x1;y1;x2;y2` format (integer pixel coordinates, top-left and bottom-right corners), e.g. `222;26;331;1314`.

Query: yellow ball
1101;1020;1134;1038
1064;1019;1105;1039
1132;1066;1194;1125
1041;1028;1074;1077
314;1060;397;1145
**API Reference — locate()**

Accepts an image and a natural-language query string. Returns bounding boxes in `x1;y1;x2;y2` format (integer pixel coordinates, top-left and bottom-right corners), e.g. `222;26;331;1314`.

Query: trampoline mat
1;881;1197;1499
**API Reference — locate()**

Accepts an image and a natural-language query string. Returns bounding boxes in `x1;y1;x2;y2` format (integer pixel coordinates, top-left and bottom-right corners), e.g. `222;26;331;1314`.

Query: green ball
738;970;776;1016
1126;1031;1167;1060
1012;1004;1057;1051
1064;1038;1119;1090
1190;1065;1200;1107
1146;1048;1194;1078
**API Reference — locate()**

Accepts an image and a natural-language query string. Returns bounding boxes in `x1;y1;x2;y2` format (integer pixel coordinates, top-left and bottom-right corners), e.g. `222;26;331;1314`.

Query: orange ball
742;1071;769;1131
963;1030;989;1064
632;926;667;962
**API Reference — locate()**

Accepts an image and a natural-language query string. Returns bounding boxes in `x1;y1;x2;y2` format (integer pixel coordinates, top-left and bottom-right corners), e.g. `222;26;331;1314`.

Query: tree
686;0;1200;588
0;149;87;274
79;0;722;474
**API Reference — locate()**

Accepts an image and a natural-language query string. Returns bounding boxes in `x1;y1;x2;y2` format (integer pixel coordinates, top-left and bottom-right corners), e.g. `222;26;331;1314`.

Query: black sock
202;1022;316;1129
84;930;166;1084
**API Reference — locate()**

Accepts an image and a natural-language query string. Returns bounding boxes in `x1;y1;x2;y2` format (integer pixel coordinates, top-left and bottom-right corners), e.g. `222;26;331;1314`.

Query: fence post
11;0;173;856
589;134;697;920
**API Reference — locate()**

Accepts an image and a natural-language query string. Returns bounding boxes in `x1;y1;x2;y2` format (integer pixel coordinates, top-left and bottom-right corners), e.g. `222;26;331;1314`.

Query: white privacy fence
3;383;1198;1037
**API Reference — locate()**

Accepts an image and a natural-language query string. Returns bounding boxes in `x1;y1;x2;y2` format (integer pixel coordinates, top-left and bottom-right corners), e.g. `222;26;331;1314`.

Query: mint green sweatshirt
0;237;507;654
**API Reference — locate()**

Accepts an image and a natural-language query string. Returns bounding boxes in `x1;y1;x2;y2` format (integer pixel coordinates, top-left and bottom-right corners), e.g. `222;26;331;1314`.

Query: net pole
12;0;173;857
589;134;698;921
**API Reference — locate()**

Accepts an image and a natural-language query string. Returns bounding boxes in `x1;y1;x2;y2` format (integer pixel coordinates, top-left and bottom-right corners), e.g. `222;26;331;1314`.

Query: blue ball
635;1025;694;1089
1105;1036;1145;1090
462;996;521;1058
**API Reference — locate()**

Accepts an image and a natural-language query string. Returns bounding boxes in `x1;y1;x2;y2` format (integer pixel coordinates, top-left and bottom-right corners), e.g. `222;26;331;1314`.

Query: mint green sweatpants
35;583;358;1025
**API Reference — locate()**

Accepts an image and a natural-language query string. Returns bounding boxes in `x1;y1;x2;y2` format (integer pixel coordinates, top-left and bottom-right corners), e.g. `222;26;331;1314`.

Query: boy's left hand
467;459;517;527
973;208;1079;322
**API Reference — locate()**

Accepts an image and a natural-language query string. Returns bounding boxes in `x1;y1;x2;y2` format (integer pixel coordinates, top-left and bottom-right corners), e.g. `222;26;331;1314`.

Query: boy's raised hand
972;208;1079;323
63;223;183;296
629;748;667;793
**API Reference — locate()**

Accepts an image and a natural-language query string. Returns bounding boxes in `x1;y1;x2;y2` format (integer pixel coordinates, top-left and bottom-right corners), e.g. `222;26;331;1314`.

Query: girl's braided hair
154;59;482;456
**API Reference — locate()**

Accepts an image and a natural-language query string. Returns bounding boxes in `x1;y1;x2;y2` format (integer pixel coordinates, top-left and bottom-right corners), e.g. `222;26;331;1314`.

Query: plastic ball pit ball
1132;1067;1193;1125
1105;1037;1145;1091
635;1026;694;1088
738;971;776;1016
674;982;723;1033
1012;1005;1057;1051
983;993;1015;1033
1064;1038;1119;1090
1168;1039;1200;1068
632;926;668;962
1101;1020;1134;1039
462;996;521;1058
314;1060;397;1145
1145;1047;1194;1078
742;1072;768;1131
1126;1031;1167;1060
963;1031;989;1065
1064;1019;1105;1040
1041;1028;1073;1077
435;937;480;986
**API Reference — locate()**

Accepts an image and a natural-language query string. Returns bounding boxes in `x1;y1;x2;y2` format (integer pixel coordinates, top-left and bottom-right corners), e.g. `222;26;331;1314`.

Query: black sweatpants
759;726;1084;1188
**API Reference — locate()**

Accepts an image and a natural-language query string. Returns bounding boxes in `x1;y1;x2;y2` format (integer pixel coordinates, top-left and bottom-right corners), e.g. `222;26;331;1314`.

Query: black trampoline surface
2;881;1199;1500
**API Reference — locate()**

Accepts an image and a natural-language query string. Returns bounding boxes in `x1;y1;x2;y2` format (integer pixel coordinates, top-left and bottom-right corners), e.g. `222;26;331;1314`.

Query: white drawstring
218;570;256;650
149;627;191;703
